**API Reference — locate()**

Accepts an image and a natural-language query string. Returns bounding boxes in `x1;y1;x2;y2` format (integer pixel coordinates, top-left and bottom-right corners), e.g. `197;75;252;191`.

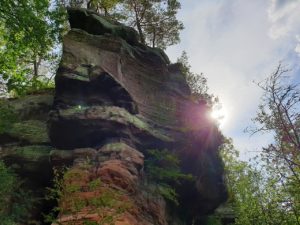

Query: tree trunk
152;28;156;48
32;57;41;89
133;2;145;44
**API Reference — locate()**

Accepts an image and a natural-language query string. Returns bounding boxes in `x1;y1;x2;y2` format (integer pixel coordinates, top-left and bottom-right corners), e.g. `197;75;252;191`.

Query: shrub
145;149;193;205
0;160;34;224
45;165;132;224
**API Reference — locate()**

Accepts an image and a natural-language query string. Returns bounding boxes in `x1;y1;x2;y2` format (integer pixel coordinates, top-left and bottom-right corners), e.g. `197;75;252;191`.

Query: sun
210;106;227;128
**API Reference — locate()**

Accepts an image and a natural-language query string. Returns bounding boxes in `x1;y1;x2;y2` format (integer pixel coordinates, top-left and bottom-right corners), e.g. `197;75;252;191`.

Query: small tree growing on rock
120;0;184;49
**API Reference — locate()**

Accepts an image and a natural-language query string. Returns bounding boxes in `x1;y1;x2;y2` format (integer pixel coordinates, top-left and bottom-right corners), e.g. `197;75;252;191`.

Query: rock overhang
0;8;228;224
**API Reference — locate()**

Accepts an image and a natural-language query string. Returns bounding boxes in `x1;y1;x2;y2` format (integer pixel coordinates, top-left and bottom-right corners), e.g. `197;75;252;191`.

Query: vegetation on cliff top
218;65;300;225
61;0;184;49
0;0;183;96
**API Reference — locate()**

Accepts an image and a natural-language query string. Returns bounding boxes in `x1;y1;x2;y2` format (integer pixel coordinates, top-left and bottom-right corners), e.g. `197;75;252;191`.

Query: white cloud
295;35;300;56
268;0;300;56
166;0;300;156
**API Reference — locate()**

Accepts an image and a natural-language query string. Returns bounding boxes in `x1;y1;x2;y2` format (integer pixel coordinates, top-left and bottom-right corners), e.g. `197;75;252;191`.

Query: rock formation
0;8;227;225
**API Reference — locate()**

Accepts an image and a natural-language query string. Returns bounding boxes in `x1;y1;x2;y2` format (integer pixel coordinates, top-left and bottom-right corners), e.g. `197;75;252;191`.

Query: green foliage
177;51;208;95
0;0;66;96
221;136;300;225
89;191;117;208
120;0;184;49
204;216;222;225
60;0;183;49
145;149;193;205
61;0;122;17
0;160;35;224
219;65;300;224
7;120;49;144
88;179;102;191
45;166;131;224
44;167;65;223
221;139;264;225
87;0;122;16
0;102;19;134
248;64;300;224
177;51;220;109
0;0;182;95
249;64;300;179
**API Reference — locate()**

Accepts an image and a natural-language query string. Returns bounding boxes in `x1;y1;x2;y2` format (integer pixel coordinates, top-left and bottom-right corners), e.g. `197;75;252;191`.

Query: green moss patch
7;120;49;144
101;142;128;153
0;101;19;134
13;145;52;161
60;106;173;142
0;145;52;162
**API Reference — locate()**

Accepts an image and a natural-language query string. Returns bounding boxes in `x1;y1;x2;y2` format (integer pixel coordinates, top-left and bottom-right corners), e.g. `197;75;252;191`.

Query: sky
166;0;300;158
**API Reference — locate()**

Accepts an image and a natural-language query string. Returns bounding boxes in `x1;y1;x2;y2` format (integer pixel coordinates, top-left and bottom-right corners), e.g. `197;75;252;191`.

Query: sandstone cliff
0;8;227;225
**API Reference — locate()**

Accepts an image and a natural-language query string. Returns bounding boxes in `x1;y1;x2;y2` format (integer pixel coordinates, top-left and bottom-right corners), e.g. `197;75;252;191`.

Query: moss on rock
60;106;172;142
7;120;49;144
0;93;53;121
101;142;128;153
0;145;52;171
0;101;19;134
11;145;52;161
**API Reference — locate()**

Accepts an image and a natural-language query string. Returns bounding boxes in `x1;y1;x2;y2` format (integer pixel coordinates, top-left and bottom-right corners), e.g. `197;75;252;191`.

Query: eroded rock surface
0;92;54;181
47;8;227;224
0;8;227;225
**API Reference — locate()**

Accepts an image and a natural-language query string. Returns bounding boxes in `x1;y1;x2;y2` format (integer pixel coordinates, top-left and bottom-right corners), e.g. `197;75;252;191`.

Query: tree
247;63;300;223
0;0;182;96
87;0;121;16
250;64;300;163
121;0;183;49
218;64;300;225
177;51;208;95
59;0;121;16
223;64;300;224
58;0;183;49
249;64;300;186
176;51;221;112
0;0;66;95
221;137;300;225
58;0;85;7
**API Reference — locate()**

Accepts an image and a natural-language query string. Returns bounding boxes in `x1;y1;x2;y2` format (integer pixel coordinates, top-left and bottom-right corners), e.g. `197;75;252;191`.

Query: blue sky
166;0;300;157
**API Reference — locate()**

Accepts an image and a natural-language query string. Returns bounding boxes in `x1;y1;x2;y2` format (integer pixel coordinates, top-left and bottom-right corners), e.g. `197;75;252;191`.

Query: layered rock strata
0;8;227;225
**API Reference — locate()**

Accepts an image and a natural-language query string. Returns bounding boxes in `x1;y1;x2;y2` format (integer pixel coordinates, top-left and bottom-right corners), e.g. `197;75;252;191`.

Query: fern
145;149;194;205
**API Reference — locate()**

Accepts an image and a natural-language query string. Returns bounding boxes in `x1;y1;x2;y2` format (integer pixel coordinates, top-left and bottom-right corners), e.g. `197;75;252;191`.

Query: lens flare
210;107;227;128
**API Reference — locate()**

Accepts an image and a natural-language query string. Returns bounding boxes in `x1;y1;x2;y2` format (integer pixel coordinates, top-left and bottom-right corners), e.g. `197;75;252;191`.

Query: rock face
0;92;54;184
0;8;227;225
